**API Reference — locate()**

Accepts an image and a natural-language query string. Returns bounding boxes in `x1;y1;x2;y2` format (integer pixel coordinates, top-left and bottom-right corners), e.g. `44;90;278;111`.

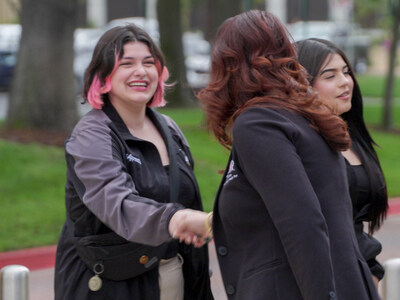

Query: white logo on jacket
126;153;142;165
224;160;238;185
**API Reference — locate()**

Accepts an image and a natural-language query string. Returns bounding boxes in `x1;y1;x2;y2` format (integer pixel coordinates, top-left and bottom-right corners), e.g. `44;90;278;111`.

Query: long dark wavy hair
198;10;350;153
296;38;388;233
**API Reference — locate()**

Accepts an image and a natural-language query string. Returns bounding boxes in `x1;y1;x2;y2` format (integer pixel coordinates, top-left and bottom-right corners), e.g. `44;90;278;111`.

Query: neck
111;100;147;131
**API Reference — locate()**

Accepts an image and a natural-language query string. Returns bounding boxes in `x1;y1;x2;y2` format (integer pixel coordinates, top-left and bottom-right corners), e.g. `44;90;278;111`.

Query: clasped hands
169;209;213;248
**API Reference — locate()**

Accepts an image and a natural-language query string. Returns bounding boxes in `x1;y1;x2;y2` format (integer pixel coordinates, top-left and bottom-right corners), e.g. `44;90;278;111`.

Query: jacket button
139;255;149;264
329;291;336;299
217;246;228;256
226;285;235;295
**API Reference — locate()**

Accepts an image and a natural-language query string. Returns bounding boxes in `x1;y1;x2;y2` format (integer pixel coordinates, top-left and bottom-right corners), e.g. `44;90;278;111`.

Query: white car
286;21;371;73
0;24;21;52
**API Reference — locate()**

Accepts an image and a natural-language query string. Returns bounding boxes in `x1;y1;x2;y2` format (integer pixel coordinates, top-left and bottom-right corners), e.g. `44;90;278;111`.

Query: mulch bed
0;128;68;148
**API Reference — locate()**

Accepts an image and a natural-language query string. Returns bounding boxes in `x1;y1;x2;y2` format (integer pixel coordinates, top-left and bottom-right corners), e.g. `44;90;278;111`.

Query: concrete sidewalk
2;198;400;300
25;242;228;300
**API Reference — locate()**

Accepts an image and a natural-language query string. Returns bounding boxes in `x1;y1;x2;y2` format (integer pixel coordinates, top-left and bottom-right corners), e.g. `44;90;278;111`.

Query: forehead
320;53;346;71
121;41;152;57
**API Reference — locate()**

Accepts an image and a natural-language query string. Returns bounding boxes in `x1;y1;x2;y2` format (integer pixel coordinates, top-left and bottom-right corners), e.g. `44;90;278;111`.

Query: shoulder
235;106;302;126
159;113;190;148
66;109;114;153
233;106;306;139
70;109;111;137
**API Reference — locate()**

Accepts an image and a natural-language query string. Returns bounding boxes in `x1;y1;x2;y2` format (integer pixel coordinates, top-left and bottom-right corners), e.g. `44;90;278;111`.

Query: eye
144;60;155;65
119;61;132;67
323;73;335;80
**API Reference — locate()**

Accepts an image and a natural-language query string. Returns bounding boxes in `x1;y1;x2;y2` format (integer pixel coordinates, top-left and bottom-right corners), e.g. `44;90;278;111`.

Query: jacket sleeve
354;221;384;280
232;107;336;299
66;124;183;246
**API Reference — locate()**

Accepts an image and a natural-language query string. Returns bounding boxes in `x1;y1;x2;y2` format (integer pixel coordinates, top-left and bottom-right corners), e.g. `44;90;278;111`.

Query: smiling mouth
338;91;350;98
128;82;147;87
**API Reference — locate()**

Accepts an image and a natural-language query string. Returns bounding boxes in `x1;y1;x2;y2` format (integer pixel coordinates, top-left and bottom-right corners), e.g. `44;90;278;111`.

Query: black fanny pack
73;232;169;281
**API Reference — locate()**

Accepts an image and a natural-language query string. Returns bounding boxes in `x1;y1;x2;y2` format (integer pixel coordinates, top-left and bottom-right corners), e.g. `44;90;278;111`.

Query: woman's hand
169;209;213;248
372;275;379;289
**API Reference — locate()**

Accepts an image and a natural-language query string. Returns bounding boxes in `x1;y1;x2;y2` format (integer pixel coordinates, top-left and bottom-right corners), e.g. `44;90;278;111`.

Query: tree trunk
383;0;400;130
157;0;194;107
204;0;243;42
6;0;79;133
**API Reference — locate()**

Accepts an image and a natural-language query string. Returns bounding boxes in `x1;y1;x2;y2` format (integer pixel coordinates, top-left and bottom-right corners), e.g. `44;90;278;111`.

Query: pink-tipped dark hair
84;24;169;109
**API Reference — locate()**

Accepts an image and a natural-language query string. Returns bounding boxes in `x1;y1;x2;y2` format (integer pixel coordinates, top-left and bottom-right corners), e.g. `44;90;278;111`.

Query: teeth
129;82;146;87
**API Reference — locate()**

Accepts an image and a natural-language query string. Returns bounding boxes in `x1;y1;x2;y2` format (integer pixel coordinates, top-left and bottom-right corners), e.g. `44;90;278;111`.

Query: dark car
0;50;17;90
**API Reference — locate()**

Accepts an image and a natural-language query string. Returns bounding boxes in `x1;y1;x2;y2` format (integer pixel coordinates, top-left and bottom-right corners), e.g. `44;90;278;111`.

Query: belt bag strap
153;111;180;203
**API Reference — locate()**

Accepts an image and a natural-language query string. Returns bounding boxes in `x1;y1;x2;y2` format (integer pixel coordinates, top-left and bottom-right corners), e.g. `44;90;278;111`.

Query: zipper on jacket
178;148;191;167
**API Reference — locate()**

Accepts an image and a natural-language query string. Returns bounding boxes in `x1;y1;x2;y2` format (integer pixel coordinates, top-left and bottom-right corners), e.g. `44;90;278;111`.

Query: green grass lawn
0;140;66;251
363;98;400;128
0;102;399;251
358;74;400;99
371;130;400;197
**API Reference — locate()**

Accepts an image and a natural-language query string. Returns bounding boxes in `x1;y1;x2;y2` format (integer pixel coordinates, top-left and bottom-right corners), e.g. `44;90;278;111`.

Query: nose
133;63;146;77
338;73;351;87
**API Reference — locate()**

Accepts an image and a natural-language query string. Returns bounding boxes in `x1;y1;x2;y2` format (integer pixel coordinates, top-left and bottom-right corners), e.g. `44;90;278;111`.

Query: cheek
314;81;330;95
314;81;334;101
151;68;159;83
348;79;354;95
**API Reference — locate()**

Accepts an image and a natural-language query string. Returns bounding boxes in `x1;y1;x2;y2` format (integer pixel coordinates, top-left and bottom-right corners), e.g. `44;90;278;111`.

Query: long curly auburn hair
197;10;351;151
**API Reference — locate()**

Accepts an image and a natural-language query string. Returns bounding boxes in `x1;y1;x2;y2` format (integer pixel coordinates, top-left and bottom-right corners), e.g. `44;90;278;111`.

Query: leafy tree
383;0;400;130
354;0;387;28
6;0;79;133
157;0;195;107
204;0;243;42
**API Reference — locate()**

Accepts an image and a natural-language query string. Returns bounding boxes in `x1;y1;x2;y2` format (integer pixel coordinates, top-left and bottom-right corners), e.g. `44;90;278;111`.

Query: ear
161;66;169;82
100;77;113;94
100;85;109;93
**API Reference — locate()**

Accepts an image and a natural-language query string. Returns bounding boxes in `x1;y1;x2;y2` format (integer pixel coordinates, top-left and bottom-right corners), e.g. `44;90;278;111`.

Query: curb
0;245;56;271
1;198;400;272
388;197;400;215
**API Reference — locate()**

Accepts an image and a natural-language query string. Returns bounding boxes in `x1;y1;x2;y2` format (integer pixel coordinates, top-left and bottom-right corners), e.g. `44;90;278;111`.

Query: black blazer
213;107;380;300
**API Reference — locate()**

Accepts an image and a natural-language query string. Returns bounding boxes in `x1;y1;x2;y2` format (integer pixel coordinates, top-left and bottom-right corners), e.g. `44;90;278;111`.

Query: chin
339;105;352;115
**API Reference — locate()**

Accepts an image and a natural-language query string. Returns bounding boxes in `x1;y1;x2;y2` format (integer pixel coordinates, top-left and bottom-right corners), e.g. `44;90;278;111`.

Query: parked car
286;21;371;73
74;17;211;89
0;24;21;90
74;28;102;93
0;50;17;90
0;19;211;93
0;24;21;52
182;31;211;89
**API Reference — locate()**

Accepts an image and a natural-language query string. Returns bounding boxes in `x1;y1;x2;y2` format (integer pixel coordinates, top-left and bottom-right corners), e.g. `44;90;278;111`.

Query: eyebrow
121;55;154;60
319;65;349;76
